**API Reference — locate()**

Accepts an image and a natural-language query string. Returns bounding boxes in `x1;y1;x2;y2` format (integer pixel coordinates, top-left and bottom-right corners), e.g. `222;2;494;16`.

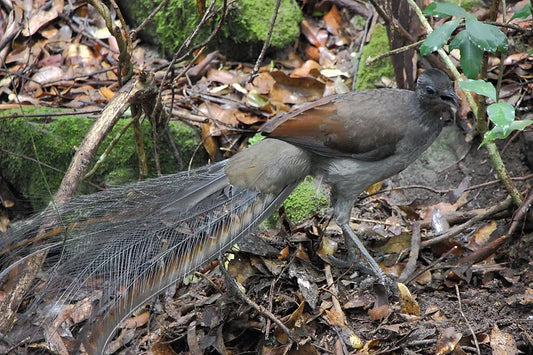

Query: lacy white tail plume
0;160;298;354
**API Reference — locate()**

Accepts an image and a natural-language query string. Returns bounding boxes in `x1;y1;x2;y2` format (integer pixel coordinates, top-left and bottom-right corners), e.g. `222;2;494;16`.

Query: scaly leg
340;223;393;304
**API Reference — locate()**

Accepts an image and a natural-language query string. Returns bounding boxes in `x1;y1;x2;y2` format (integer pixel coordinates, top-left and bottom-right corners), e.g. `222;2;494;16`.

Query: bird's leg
340;223;394;302
327;231;373;274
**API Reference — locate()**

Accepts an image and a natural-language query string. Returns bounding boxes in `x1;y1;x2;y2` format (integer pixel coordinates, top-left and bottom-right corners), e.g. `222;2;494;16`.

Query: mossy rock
356;23;394;90
119;0;302;61
0;107;205;210
283;177;328;223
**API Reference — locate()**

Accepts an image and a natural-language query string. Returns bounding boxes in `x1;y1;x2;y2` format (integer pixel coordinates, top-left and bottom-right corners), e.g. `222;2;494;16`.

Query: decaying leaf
398;282;420;316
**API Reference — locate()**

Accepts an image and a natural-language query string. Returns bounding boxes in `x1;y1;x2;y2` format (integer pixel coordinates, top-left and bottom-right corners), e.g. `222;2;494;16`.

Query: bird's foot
336;223;396;303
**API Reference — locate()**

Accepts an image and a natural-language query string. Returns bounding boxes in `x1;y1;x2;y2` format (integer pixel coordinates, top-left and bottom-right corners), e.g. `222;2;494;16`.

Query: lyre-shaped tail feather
1;160;298;354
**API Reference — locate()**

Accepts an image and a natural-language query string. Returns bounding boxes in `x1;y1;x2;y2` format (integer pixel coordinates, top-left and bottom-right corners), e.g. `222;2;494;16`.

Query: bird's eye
425;86;436;95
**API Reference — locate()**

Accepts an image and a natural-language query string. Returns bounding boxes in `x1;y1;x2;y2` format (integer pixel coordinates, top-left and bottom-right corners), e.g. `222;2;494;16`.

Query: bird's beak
444;90;460;114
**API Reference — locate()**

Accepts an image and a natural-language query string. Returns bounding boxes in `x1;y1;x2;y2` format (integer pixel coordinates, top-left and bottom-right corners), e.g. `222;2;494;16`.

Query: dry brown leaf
227;257;255;284
276;301;306;344
436;327;462;355
414;269;432;285
249;72;276;94
269;71;325;104
201;122;219;160
398;282;420;316
368;304;392;321
316;235;338;262
206;68;239;85
234;110;263;125
122;311;150;329
99;86;115;100
295;243;310;262
0;213;10;233
146;342;178;355
472;220;497;247
287;342;319;355
323;5;341;35
304;45;320;61
22;0;64;37
28;66;65;90
278;245;290;260
379;233;411;254
290;60;321;78
63;43;95;66
300;19;328;48
490;325;518;355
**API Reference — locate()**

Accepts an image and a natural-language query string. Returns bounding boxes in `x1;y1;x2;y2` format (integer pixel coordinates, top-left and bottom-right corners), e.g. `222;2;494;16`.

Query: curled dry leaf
398;282;420;316
316;236;338;262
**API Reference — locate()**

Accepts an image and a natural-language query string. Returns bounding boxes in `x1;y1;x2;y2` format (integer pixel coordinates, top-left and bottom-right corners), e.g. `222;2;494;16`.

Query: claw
336;223;395;302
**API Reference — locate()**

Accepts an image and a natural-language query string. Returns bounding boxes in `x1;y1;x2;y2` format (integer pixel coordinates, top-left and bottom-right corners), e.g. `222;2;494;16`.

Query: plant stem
405;0;523;206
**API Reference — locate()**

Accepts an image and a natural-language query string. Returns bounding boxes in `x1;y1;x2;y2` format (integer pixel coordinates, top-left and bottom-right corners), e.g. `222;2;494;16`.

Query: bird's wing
261;90;410;161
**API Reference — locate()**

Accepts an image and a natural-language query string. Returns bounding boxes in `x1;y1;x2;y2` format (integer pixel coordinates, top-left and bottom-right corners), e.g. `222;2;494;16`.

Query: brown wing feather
261;90;412;161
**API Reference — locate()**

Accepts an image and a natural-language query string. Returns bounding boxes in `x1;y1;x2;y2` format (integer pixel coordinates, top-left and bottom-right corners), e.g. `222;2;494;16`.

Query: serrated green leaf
510;3;531;21
459;80;497;101
420;19;461;56
465;15;508;53
423;2;468;18
449;31;483;79
487;102;515;126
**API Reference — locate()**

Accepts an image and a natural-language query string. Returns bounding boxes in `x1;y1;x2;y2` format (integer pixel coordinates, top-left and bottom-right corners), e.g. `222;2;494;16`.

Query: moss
356;23;395;90
224;0;302;48
263;176;328;226
127;0;302;60
0;108;204;209
283;177;328;222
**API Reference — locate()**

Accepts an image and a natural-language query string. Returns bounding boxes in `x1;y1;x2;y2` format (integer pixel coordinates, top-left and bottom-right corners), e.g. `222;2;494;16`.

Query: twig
352;10;374;90
0;148;103;190
84;119;135;179
131;0;170;38
404;246;458;285
421;197;513;248
169;108;209;123
455;285;481;355
218;260;295;341
250;0;282;80
0;110;102;120
367;0;416;42
366;40;424;65
507;186;533;236
399;222;420;283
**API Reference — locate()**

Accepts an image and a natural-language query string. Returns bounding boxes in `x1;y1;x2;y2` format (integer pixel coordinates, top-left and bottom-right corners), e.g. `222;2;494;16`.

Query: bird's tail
0;159;299;354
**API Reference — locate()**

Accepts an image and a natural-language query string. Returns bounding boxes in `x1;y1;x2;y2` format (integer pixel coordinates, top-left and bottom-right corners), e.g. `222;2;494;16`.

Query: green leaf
423;2;468;18
481;120;533;147
509;120;533;131
480;127;507;147
459;79;497;101
465;14;508;53
449;31;483;79
487;102;515;126
420;19;462;56
510;3;531;21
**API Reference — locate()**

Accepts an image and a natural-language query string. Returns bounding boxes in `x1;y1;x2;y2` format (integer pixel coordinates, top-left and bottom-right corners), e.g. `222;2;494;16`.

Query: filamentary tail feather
0;160;299;354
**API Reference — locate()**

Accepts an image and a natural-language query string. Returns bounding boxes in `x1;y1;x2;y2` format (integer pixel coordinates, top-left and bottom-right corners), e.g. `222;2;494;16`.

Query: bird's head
416;68;460;115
